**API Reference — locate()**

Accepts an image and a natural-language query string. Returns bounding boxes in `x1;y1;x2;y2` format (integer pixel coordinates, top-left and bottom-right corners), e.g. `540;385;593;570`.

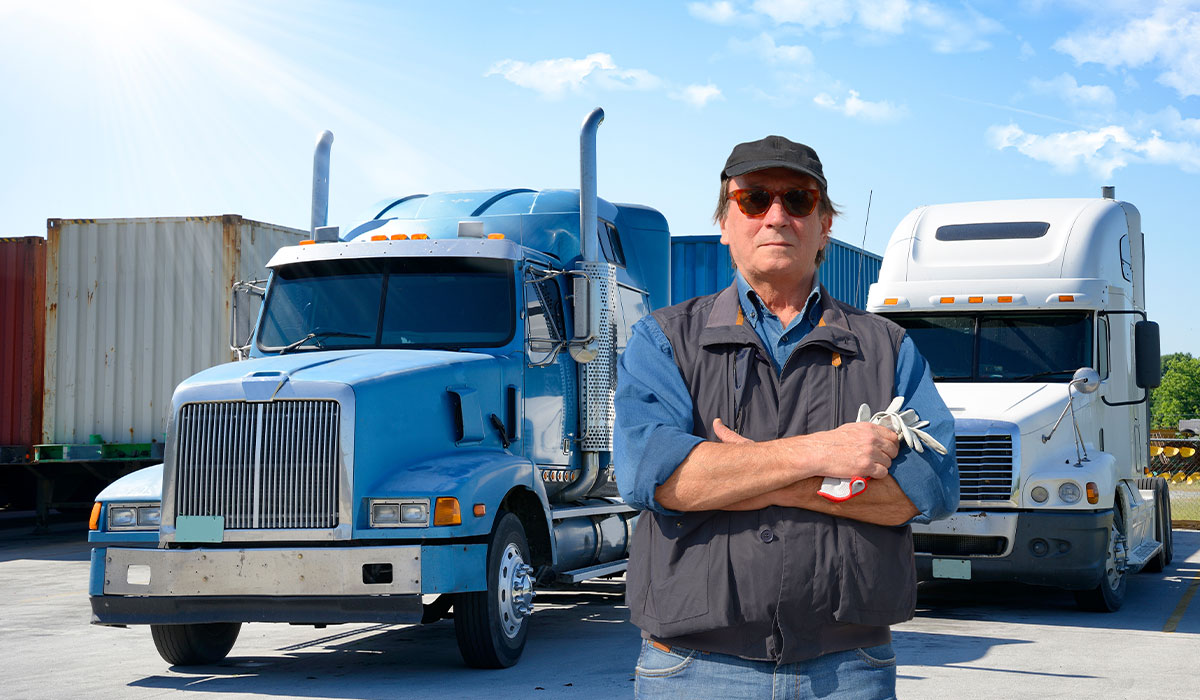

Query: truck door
523;266;571;467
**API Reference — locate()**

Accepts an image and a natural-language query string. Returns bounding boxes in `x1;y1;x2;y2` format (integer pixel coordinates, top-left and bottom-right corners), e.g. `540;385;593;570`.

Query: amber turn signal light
88;502;101;531
434;497;461;526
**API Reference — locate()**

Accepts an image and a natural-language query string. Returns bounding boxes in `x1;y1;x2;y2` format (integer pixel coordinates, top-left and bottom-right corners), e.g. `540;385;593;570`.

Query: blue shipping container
669;235;882;308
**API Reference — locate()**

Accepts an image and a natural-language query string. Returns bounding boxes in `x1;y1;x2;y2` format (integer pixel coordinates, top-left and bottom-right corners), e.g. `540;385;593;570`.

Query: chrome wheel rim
497;543;535;639
1103;520;1127;591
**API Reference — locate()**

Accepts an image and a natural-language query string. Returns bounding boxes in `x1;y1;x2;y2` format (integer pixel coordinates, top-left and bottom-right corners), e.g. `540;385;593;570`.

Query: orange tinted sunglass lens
729;188;819;218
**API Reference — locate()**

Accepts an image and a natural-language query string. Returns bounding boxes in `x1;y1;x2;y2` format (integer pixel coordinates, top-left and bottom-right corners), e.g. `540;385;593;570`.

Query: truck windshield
257;257;515;352
885;312;1092;382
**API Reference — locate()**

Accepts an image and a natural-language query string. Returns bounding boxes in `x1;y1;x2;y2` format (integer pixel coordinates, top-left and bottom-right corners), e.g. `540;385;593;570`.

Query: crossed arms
654;418;918;527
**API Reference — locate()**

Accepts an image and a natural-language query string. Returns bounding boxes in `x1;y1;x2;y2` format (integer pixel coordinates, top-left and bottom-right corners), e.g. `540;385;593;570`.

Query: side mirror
1134;321;1161;388
569;273;599;363
1071;367;1101;394
230;280;267;360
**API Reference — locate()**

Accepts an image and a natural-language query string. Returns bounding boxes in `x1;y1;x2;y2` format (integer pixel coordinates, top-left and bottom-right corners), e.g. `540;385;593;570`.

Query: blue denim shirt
613;281;958;524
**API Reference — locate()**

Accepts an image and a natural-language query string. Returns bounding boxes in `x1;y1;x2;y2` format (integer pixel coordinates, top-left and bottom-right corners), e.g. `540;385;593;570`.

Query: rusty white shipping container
42;216;307;446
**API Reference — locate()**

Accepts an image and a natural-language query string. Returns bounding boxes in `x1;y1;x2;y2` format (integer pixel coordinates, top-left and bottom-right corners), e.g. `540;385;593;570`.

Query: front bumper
914;510;1112;590
90;543;484;626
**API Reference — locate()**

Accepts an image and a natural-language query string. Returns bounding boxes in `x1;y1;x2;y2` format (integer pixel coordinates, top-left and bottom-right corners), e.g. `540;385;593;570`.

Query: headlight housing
369;498;429;527
1058;482;1082;504
106;503;162;531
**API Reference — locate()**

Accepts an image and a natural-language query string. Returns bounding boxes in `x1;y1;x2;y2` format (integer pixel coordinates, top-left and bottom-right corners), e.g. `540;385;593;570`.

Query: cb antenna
854;190;873;308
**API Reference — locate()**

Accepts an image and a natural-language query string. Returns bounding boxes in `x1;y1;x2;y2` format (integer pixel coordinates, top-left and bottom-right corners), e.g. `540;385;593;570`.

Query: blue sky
2;0;1198;352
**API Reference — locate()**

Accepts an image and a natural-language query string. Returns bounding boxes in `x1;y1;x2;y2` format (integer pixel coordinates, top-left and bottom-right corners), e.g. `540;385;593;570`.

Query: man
613;135;958;699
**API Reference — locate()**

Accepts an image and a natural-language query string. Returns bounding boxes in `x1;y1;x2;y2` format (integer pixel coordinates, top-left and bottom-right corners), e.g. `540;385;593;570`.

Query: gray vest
626;284;916;663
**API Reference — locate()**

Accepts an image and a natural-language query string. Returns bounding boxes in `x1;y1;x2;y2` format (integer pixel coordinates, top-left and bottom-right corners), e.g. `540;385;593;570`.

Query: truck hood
182;349;498;394
936;382;1086;436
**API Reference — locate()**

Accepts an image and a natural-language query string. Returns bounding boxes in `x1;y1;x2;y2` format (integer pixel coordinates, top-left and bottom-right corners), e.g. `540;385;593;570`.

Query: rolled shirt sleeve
888;335;959;524
613;316;703;515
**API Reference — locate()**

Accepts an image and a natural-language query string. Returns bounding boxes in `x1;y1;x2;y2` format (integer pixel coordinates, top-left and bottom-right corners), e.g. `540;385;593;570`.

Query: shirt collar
734;270;822;329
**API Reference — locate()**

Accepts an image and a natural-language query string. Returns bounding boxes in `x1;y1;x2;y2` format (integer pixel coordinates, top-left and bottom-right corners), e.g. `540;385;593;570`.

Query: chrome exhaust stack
578;108;604;263
311;130;334;234
561;108;611;503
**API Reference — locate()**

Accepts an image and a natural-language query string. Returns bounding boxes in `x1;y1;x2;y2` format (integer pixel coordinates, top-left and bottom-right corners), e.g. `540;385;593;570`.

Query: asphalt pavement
2;519;1198;699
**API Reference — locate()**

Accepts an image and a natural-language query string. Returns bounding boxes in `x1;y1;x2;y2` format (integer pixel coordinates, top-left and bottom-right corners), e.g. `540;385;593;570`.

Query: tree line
1151;353;1200;430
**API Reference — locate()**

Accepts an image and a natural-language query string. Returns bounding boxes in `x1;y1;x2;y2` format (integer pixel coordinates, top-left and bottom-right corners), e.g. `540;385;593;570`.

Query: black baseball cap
721;135;826;187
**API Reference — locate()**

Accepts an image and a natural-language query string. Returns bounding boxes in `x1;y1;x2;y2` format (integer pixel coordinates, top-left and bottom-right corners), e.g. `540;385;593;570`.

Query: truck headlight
109;507;137;528
369;499;429;527
1058;482;1082;504
107;503;162;530
1031;486;1049;503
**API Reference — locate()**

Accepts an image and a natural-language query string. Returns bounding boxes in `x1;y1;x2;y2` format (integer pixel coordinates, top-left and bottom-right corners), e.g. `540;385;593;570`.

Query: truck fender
363;450;542;539
95;463;164;501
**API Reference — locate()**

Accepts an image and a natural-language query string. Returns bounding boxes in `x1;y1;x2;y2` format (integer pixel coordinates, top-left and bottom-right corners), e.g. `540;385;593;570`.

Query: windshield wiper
1009;369;1076;382
279;330;370;354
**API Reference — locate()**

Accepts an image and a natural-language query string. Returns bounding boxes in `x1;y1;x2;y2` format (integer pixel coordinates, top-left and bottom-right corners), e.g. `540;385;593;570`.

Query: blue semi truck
87;109;670;668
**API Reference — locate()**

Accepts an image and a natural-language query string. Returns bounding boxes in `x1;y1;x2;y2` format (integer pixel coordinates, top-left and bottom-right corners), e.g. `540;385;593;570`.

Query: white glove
818;397;948;502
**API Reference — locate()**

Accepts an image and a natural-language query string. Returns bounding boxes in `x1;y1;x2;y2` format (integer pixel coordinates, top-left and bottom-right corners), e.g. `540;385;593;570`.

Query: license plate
932;558;971;580
176;515;224;543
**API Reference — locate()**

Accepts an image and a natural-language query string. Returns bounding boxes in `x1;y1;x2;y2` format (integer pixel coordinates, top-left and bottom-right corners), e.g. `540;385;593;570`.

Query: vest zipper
832;353;842;429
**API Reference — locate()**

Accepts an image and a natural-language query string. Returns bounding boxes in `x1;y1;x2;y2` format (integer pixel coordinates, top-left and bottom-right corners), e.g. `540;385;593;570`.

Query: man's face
719;167;831;286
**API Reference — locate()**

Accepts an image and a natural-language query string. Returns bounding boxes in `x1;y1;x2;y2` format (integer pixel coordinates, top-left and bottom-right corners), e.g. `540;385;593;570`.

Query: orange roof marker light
298;240;316;245
390;234;409;240
1058;295;1075;302
998;296;1013;303
486;233;505;240
884;298;899;306
940;297;955;304
370;234;388;241
969;296;983;304
411;233;429;240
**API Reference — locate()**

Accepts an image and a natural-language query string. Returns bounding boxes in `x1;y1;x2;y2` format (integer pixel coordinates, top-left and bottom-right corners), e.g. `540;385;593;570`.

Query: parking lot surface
2;521;1198;699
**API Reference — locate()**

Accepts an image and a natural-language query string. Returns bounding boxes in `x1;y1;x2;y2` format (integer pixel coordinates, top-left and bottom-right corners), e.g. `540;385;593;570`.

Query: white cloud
813;89;907;121
1019;40;1035;60
730;32;815;64
752;0;1002;52
987;122;1200;178
857;0;912;33
752;0;854;28
1028;73;1116;106
1053;2;1200;98
688;1;740;24
671;83;725;107
912;2;1004;53
484;53;660;98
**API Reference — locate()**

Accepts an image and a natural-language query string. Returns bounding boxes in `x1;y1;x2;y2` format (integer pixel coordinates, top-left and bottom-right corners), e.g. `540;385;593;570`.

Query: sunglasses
727;188;821;218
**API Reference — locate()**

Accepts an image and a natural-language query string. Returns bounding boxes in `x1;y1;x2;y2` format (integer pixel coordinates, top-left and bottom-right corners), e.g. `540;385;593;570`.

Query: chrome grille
175;400;340;529
956;434;1014;502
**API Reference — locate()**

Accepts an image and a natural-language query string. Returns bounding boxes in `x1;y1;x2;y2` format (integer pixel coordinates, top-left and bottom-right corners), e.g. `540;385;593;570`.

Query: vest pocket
834;522;917;626
643;512;714;626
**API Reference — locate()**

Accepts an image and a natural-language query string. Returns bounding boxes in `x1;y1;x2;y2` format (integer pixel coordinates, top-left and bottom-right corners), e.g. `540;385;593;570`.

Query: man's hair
713;176;843;266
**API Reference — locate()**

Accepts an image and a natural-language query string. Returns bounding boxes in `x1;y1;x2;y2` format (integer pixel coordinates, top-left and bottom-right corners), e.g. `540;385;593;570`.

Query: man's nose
762;195;790;225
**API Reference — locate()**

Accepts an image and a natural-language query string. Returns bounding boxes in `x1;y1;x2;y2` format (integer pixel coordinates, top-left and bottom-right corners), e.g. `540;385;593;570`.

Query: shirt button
759;528;775;543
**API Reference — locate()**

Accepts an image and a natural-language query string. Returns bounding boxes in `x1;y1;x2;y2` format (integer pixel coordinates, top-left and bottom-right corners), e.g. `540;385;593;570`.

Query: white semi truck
868;190;1169;611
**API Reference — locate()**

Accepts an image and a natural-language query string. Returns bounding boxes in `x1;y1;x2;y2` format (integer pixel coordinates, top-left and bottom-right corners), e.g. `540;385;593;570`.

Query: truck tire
454;512;535;668
150;623;241;665
1137;477;1173;572
1074;502;1127;612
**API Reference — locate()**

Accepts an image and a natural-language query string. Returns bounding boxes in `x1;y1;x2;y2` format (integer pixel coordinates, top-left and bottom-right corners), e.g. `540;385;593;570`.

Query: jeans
634;639;897;700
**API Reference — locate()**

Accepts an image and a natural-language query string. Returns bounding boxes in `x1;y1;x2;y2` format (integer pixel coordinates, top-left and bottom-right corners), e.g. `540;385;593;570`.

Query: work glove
818;397;948;502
